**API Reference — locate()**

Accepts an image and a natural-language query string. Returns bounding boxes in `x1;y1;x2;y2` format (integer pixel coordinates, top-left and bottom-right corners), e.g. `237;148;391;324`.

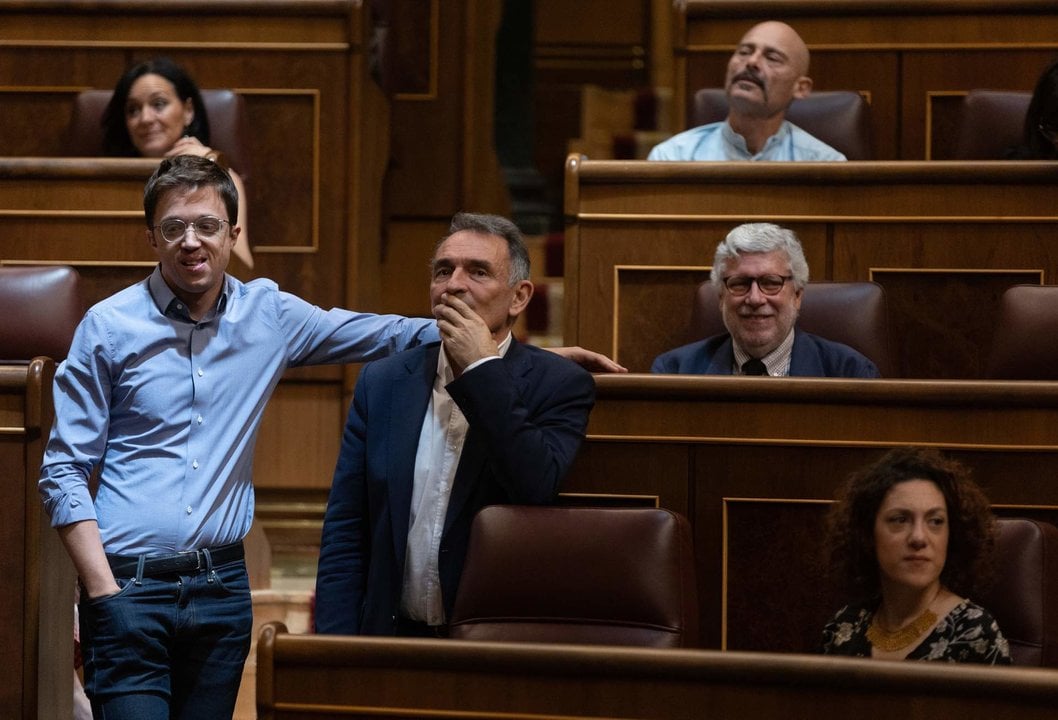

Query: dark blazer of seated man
315;212;596;637
652;222;879;378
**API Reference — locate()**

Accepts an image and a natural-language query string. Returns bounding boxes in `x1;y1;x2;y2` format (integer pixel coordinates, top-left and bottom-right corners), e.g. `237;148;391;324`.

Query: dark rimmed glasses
722;274;793;296
153;216;231;244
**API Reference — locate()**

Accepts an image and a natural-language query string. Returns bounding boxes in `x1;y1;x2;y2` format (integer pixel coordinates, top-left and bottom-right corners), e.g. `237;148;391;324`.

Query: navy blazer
314;339;595;635
651;329;880;378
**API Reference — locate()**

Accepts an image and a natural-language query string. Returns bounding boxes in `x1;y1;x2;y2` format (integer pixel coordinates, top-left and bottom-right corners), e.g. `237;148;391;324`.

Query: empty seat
977;518;1058;666
985;285;1058;379
65;88;251;179
692;88;872;160
0;265;83;362
691;280;893;377
952;90;1031;160
449;505;699;647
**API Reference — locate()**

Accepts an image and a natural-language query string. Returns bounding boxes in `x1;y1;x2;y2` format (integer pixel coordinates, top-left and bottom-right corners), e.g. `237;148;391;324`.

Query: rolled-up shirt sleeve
39;311;112;528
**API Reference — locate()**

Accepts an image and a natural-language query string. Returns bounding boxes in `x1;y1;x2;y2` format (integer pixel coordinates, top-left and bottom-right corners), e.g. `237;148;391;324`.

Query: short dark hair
824;446;997;600
143;155;238;228
102;57;210;157
434;212;530;285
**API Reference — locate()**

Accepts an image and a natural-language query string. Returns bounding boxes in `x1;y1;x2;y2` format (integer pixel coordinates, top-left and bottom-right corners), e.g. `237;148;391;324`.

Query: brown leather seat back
691;280;893;377
449;505;699;647
0;266;84;362
977;518;1058;666
692;89;872;160
985;285;1058;379
66;88;251;180
952;90;1031;160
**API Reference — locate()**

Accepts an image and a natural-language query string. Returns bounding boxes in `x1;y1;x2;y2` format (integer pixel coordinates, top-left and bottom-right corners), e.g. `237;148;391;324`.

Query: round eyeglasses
722;274;793;296
153;216;231;244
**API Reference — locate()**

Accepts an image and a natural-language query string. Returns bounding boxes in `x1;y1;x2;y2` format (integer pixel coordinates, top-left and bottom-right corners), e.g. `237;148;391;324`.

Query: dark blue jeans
78;557;253;720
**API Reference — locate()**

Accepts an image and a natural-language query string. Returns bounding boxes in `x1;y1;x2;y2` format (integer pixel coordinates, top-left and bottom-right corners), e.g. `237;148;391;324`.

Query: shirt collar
732;327;796;376
722;119;792;160
147;265;230;322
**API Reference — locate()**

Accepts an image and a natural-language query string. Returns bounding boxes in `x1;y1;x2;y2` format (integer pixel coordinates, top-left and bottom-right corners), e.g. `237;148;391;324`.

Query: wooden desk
564;156;1058;378
0;158;159;305
675;0;1058;159
1;359;74;719
567;374;1058;651
257;621;1058;720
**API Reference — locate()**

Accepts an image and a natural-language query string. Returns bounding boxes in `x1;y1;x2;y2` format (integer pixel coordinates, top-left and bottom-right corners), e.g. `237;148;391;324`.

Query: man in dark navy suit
314;212;595;636
652;222;878;378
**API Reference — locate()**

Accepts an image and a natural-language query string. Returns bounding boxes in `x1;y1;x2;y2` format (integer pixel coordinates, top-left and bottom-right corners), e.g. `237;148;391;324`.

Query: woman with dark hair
102;57;253;267
1010;58;1058;160
821;446;1011;663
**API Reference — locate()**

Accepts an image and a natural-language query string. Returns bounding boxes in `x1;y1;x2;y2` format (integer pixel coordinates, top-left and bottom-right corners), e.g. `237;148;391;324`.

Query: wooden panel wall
532;0;653;203
0;0;380;310
674;0;1058;160
568;374;1058;652
0;360;74;720
564;156;1058;378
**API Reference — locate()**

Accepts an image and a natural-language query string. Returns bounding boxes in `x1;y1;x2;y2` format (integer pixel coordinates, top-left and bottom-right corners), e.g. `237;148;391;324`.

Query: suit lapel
706;336;736;374
443;340;532;533
386;344;438;563
788;330;824;376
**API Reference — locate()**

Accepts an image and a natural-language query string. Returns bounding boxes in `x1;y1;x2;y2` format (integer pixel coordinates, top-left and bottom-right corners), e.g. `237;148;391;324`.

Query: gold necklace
866;607;938;652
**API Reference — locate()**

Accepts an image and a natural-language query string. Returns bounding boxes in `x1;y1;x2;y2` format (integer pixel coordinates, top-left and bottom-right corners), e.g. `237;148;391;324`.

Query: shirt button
186;506;193;514
197;368;204;377
197;415;203;424
192;460;199;469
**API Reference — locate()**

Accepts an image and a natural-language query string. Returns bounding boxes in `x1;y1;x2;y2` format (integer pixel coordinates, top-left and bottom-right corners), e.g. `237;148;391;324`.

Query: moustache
731;69;765;89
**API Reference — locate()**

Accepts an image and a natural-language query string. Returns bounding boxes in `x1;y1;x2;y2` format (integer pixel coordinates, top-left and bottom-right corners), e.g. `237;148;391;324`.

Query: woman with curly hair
821;446;1011;663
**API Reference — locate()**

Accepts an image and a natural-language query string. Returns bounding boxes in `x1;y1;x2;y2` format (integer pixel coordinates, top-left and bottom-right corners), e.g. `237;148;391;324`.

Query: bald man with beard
648;21;846;162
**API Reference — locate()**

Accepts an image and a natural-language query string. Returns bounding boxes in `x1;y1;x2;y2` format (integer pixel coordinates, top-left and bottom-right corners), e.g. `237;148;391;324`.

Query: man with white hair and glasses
652;223;878;377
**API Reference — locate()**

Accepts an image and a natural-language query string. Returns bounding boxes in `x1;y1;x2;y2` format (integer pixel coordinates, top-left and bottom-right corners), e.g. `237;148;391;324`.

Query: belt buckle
176;550;201;572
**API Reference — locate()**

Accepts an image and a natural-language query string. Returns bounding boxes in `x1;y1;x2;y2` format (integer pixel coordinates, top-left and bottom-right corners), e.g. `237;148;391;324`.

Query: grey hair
433;212;530;285
709;222;809;291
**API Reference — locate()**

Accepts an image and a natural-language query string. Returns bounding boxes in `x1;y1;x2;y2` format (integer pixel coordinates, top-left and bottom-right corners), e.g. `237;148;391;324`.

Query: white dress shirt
400;333;511;624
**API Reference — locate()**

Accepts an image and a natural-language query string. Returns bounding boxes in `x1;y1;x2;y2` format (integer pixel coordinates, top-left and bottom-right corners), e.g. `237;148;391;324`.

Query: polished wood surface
567;374;1058;651
0;158;160;304
674;0;1058;160
0;359;74;720
564;156;1058;377
257;621;1058;720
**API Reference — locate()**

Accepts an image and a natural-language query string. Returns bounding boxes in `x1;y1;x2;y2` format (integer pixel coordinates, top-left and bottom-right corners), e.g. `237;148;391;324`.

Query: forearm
449;360;594;503
58;520;119;599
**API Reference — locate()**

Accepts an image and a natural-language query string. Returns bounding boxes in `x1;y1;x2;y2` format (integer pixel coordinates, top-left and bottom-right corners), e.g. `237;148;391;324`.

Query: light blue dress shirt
39;267;438;555
647;120;846;161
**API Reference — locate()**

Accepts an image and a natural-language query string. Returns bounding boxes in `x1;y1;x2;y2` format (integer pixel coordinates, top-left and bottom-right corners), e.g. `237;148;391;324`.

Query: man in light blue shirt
648;21;846;162
39;156;619;719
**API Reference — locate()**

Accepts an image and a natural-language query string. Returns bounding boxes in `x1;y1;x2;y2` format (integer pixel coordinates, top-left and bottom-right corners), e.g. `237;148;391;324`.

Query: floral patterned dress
821;599;1012;664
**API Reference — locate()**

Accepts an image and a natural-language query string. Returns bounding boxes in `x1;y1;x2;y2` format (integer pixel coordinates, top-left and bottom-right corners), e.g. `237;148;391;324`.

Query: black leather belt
107;541;244;578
